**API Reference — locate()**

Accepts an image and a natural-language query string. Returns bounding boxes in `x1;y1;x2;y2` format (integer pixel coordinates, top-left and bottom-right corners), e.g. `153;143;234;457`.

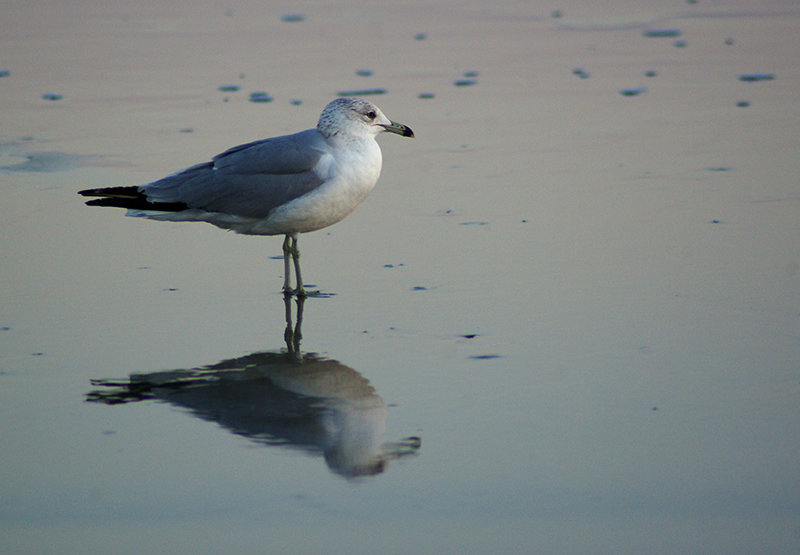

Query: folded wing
81;129;329;220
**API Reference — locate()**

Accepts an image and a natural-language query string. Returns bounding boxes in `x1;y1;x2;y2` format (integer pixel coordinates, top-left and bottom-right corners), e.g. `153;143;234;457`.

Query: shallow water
2;1;800;552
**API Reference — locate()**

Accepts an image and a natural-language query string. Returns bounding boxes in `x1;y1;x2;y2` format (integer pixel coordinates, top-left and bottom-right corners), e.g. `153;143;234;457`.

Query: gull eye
366;111;376;120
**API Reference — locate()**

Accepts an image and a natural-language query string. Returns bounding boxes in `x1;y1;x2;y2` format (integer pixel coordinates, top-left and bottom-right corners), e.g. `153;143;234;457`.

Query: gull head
317;97;414;140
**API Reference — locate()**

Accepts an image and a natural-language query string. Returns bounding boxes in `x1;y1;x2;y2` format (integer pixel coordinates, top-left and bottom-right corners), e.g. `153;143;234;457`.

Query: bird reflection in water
86;297;421;479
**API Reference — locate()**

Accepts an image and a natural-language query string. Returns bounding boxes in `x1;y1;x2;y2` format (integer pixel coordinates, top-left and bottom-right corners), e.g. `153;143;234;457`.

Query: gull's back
141;129;329;220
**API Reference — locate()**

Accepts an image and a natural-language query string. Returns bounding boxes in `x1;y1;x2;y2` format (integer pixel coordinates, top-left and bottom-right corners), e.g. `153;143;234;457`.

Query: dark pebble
418;93;435;99
739;73;775;82
0;70;9;77
454;79;477;87
218;84;240;92
469;354;502;360
249;91;273;103
620;87;646;96
642;29;682;38
414;33;427;40
573;68;591;79
336;88;386;96
42;93;63;101
645;70;658;77
736;101;750;107
355;69;373;77
280;14;305;22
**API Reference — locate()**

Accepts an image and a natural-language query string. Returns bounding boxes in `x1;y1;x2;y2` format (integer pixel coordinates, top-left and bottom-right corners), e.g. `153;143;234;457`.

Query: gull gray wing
142;129;329;219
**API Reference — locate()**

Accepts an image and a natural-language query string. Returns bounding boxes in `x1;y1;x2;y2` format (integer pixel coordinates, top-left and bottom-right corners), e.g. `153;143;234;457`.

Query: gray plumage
142;130;326;219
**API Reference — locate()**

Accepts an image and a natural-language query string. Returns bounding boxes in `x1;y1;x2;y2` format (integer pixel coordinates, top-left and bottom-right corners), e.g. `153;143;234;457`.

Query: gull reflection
87;297;420;479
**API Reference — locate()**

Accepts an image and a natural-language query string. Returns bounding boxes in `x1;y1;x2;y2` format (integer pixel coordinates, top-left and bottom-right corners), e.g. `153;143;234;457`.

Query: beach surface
2;1;799;552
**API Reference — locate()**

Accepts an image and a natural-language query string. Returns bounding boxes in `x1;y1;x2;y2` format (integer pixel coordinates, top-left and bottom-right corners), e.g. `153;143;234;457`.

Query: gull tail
78;186;188;212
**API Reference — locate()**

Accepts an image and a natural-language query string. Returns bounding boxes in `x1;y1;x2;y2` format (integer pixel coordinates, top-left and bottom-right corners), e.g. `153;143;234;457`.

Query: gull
79;97;414;296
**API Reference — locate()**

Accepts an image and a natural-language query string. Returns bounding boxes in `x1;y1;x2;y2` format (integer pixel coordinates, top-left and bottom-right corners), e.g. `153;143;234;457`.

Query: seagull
79;97;414;296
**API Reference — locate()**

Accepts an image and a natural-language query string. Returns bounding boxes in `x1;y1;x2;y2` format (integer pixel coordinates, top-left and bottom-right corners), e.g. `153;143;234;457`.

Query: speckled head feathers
317;98;414;139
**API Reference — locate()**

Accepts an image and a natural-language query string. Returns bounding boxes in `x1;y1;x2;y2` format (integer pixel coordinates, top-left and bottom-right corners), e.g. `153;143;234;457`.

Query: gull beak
380;120;415;138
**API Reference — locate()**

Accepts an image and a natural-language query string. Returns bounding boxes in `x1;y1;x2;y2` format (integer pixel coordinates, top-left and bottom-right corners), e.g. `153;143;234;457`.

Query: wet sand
2;1;799;552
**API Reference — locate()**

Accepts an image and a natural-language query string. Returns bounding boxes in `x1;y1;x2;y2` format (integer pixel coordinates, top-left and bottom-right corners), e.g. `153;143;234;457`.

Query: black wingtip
78;186;188;212
79;185;141;198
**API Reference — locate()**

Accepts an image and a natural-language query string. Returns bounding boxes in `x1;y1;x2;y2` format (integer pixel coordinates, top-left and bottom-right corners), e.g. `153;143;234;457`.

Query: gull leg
290;234;306;297
283;294;294;346
282;235;293;295
282;295;305;355
294;295;304;347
